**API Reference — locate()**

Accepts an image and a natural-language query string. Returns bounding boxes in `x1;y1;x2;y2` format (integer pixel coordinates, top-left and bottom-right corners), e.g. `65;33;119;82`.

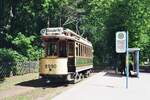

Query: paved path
52;71;150;100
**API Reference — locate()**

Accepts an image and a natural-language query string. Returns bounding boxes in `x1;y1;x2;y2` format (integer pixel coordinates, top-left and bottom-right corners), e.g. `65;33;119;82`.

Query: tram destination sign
40;27;63;36
116;31;127;53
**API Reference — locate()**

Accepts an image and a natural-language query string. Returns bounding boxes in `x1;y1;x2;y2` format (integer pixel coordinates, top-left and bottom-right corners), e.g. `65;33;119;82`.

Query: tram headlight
40;29;47;35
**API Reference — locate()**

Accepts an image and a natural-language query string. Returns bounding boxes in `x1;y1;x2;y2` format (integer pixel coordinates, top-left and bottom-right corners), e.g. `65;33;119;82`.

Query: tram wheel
85;70;90;78
73;73;80;83
80;73;84;80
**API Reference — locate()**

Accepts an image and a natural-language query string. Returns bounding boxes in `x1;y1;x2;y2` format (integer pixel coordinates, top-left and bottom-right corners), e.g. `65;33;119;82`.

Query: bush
12;32;43;60
0;48;28;77
0;48;28;62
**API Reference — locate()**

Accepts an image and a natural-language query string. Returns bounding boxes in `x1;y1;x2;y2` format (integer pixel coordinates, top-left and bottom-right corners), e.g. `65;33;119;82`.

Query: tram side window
84;45;86;57
79;44;81;56
90;48;92;57
88;47;89;57
82;45;83;56
89;48;91;57
82;45;84;56
85;46;87;57
91;48;92;57
80;44;82;56
76;43;79;56
47;42;57;56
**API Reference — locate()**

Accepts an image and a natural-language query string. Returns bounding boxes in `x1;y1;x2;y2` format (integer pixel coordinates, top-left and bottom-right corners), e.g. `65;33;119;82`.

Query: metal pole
126;31;129;89
137;51;139;78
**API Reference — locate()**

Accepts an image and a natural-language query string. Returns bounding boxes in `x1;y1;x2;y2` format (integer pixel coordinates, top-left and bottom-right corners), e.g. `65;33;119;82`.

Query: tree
0;0;150;65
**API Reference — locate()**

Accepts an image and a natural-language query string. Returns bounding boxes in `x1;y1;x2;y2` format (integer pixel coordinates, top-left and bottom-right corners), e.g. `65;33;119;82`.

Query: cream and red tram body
39;27;93;82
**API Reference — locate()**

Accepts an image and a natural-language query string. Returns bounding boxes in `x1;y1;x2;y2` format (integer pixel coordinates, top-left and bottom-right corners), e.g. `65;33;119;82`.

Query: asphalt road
52;71;150;100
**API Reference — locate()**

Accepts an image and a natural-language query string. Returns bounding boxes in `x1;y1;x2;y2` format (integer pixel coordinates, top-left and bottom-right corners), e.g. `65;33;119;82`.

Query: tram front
39;28;68;81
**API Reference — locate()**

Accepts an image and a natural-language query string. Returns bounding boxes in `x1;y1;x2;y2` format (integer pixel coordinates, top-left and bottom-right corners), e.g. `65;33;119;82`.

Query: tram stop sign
116;31;127;53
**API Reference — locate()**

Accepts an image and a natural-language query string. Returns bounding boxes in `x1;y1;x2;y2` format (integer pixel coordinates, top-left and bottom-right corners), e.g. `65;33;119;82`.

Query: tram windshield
46;40;67;57
47;42;57;56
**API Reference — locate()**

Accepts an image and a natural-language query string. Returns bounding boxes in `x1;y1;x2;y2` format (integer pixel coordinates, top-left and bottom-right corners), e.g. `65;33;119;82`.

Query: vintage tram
39;27;93;83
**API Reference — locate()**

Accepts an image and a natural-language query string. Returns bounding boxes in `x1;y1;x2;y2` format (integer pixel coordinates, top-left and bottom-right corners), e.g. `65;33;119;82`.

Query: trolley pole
126;31;129;89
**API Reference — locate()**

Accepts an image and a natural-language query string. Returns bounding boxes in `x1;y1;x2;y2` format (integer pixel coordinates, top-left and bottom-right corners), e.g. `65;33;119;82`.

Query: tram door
67;41;75;72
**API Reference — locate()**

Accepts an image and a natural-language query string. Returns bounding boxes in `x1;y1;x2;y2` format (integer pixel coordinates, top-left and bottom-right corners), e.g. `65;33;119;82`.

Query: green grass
5;85;69;100
5;95;31;100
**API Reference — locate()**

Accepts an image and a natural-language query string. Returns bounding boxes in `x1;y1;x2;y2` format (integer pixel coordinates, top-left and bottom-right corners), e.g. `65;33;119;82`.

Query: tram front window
47;42;57;56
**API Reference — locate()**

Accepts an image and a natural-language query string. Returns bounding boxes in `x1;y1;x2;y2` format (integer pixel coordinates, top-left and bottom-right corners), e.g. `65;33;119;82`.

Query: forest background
0;0;150;67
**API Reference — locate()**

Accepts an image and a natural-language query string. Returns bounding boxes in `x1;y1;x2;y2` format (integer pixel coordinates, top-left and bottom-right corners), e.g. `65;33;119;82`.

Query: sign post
126;31;129;88
116;31;129;88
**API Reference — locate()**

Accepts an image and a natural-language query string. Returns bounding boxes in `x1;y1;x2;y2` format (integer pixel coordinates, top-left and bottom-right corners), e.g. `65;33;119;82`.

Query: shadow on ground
16;78;69;88
104;71;123;78
16;69;102;88
104;70;140;78
140;69;150;73
0;78;5;84
93;67;106;73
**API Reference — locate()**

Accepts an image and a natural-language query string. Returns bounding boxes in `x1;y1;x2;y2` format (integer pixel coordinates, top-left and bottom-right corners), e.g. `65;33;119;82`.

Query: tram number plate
45;64;56;71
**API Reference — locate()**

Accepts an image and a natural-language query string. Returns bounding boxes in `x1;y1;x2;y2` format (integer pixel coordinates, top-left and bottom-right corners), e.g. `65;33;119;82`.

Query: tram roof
40;27;92;47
